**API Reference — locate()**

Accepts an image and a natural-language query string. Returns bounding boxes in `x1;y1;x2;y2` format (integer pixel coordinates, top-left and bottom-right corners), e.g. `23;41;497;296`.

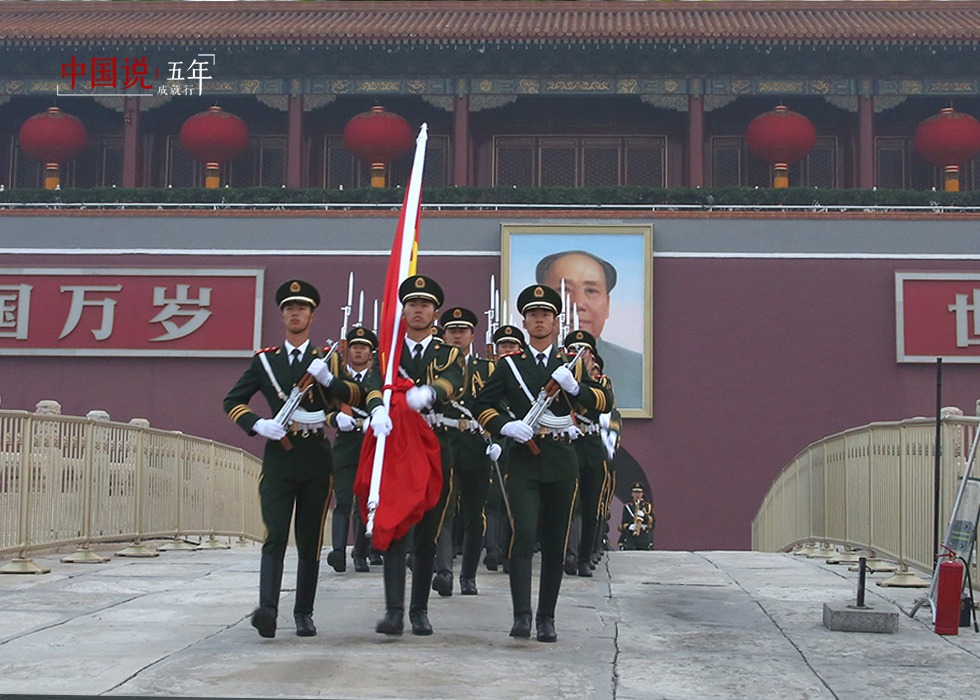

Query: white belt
433;415;481;432
290;408;326;431
578;423;602;436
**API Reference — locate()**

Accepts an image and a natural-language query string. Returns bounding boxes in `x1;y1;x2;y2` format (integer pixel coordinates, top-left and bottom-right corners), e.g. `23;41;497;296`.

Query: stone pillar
122;96;140;188
35;400;61;415
129;418;150;428
86;410;110;422
858;95;875;189
287;94;304;189
453;94;471;187
687;94;705;188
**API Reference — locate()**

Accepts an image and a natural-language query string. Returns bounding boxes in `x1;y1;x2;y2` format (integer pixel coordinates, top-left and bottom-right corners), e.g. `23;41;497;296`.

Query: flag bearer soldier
325;326;383;573
376;275;466;636
224;279;373;639
432;306;495;596
619;483;655;550
482;324;525;572
472;285;612;643
562;330;614;578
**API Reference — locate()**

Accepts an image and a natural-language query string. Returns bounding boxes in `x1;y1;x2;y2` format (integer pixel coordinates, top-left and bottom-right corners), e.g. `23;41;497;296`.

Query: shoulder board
255;346;278;355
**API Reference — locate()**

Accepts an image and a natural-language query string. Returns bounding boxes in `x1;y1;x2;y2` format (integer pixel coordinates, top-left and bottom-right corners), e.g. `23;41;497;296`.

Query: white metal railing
0;409;263;569
752;415;980;582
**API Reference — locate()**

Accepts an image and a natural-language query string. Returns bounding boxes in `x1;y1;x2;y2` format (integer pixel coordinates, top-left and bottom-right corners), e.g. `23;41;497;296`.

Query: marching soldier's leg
506;470;540;638
253;473;294;639
409;442;454;635
565;509;581;575
458;460;492;595
377;535;407;635
351;499;370;572
432;473;459;597
577;451;606;577
292;469;331;637
536;476;578;643
327;462;356;573
483;474;503;571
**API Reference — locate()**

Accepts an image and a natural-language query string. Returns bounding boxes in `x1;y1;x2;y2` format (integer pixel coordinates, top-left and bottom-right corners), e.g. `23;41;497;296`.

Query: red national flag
353;124;442;550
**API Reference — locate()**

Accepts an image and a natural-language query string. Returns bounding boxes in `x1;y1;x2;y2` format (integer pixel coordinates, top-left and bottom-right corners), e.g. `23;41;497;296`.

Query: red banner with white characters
897;272;980;363
0;268;263;357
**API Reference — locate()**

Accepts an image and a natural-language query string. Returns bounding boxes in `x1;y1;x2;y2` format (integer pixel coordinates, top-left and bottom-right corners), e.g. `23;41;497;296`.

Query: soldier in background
223;279;383;639
325;326;382;573
619;482;654;551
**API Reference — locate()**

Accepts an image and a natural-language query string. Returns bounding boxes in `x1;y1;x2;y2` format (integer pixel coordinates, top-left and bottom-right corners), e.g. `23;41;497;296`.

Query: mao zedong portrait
536;250;644;409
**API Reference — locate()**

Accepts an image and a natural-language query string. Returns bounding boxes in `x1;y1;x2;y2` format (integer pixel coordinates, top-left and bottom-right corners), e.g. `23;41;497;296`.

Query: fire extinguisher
935;547;964;636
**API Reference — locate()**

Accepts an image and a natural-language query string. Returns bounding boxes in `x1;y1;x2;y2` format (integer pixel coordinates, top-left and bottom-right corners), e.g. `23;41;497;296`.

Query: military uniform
324;326;383;573
376;275;466;637
223;279;364;639
619;483;654;550
472;285;612;643
433;307;496;597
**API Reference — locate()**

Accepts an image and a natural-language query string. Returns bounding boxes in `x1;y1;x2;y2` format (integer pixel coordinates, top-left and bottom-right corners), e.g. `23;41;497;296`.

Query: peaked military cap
399;275;444;308
346;325;378;349
431;326;445;341
440;306;478;329
630;482;645;492
517;284;561;316
275;279;320;309
563;329;597;353
493;324;525;347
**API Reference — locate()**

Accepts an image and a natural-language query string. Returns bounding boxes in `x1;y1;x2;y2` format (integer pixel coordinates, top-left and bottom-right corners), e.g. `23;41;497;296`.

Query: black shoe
326;549;346;573
294;613;317;637
375;610;404;635
578;560;593;578
251;606;277;638
409;609;433;636
432;570;453;597
509;612;532;638
563;553;577;576
536;615;558;643
484;552;499;571
369;551;384;566
501;558;510;574
459;576;478;595
352;556;369;573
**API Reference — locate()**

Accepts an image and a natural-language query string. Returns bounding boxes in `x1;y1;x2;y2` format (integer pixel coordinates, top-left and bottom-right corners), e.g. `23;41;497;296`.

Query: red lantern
746;106;816;188
343;106;414;187
915;108;980;192
19;107;88;190
179;106;249;188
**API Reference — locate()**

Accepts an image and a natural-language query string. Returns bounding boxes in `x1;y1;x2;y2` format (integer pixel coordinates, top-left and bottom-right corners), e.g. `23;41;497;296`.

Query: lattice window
711;136;838;188
875;136;979;191
493;135;666;187
322;136;448;189
8;136;123;188
166;135;287;188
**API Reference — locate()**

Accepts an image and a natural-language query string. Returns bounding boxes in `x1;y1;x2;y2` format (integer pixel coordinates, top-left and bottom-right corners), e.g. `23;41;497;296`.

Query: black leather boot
251;552;284;639
536;556;564;643
352;511;370;572
326;514;348;572
293;559;319;637
508;555;533;638
375;549;405;635
459;532;483;595
409;553;435;635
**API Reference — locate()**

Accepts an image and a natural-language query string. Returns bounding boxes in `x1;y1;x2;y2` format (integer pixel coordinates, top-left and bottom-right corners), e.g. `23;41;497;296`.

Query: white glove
637;510;645;518
599;413;612;430
336;412;357;432
551;366;580;395
307;358;334;385
628;524;637;533
406;385;436;412
369;405;392;437
500;420;534;443
602;429;618;461
486;443;502;461
253;418;287;441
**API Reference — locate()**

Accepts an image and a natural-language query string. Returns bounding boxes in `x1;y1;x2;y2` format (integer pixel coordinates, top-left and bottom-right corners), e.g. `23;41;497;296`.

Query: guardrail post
158;433;194;551
198;440;229;550
117;424;158;557
1;413;50;574
61;419;107;563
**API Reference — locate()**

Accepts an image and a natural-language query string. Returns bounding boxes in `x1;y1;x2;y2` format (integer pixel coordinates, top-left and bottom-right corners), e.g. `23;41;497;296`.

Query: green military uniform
472;285;612;643
619;483;654;550
433;306;496;596
324;326;383;573
376;275;466;637
223;279;363;639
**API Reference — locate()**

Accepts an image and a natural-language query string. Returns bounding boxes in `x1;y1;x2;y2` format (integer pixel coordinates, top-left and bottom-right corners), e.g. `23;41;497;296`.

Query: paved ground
1;543;979;700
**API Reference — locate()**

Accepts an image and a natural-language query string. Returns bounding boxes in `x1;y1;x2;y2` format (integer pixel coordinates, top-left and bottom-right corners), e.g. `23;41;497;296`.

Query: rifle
519;346;587;456
272;339;340;451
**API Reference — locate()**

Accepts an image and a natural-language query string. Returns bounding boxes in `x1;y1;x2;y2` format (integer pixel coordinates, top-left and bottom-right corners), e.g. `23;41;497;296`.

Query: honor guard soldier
472;285;612;643
562;330;613;578
482;324;526;571
619;483;654;550
376;275;466;636
223;280;380;639
325;326;383;573
432;306;495;596
593;353;622;565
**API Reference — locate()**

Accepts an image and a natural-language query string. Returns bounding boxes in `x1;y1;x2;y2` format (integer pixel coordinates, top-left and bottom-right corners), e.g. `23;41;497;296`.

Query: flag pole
366;123;428;537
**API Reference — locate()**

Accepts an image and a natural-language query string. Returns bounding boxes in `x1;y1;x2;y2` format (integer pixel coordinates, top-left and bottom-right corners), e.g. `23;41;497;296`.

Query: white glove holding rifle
486;443;503;461
254;418;287;441
551;366;580;396
501;420;534;444
335;412;357;432
307;358;334;385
